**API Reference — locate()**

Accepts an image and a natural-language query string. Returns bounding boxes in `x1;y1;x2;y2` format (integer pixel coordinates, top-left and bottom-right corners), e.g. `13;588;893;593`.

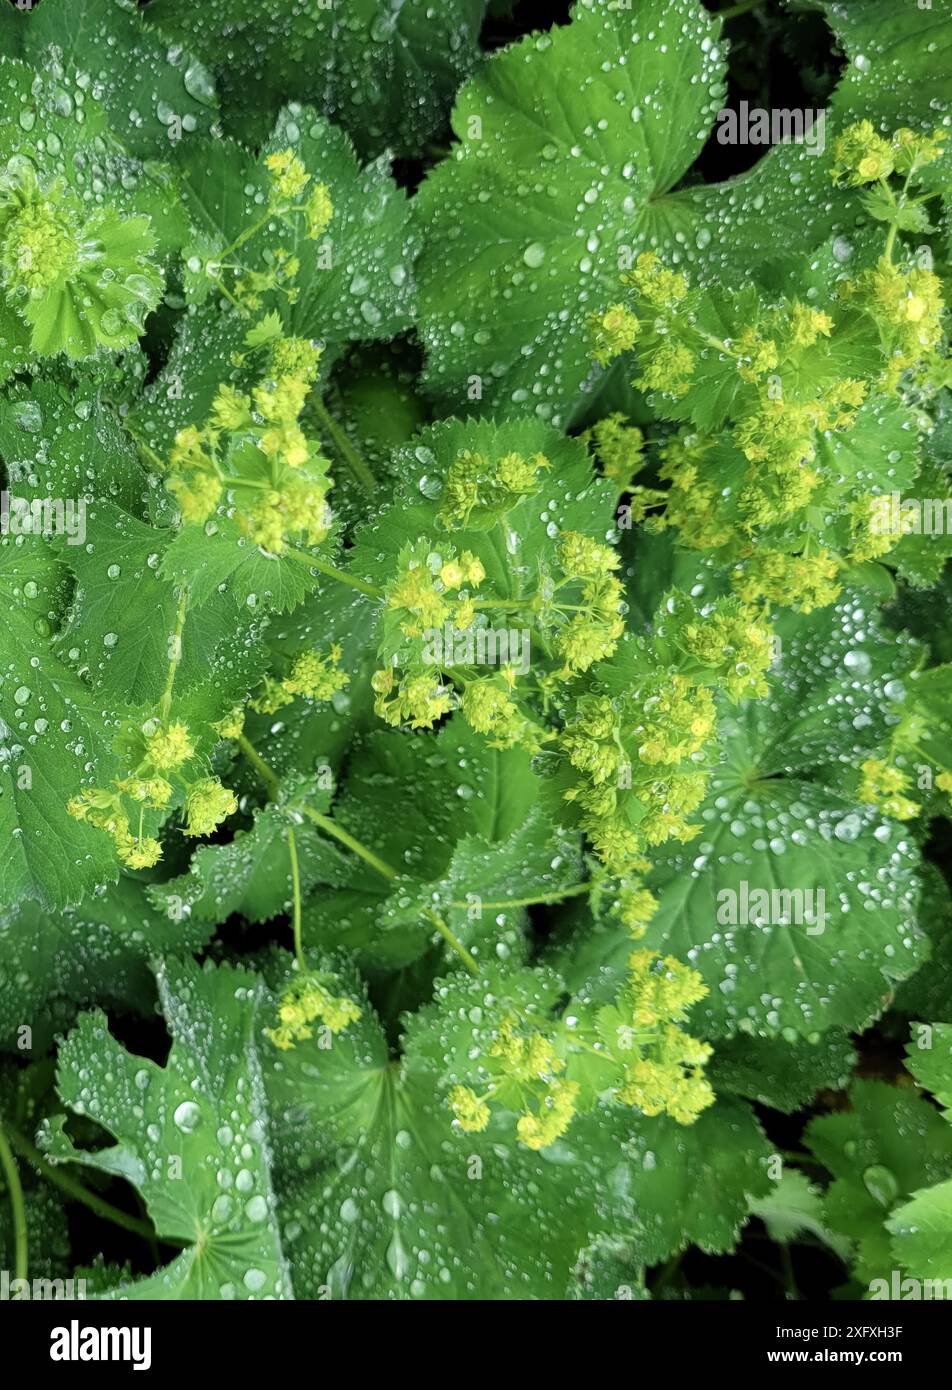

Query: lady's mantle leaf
145;0;486;160
48;957;292;1300
886;1028;952;1284
557;598;926;1040
415;0;726;426
1;0;220;161
263;957;611;1299
303;719;580;970
0;546;123;912
0;878;213;1049
807;1078;952;1285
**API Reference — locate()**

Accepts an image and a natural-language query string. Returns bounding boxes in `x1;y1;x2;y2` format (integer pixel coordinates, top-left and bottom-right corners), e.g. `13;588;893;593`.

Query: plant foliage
0;0;952;1305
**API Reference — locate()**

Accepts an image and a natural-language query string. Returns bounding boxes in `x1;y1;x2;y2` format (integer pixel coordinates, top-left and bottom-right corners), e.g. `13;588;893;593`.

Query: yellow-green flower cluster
233;248;302;312
266;972;361;1051
676;600;772;700
831;120;945;187
637;338;696;399
67;785;164;870
840;257;945;388
447;1084;490;1133
372;667;455;731
462;673;545;751
831;119;897;186
558;680;711;873
439;449;550;529
732;548;843;614
445;947;713;1148
848;494;905;563
165;336;332;556
252;645;349;715
735;325;779;383
585;246;940;610
384;544;486;640
613;950;713;1124
1;193;78;293
733;384;866;526
858;758;920;821
264;149;334;239
658;434;735;551
621;251;690;311
213;706;246;741
67;720;237;868
551;530;625;678
447;1014;580;1151
588;302;639;366
184;778;239;837
582;411;651;495
615;880;659;940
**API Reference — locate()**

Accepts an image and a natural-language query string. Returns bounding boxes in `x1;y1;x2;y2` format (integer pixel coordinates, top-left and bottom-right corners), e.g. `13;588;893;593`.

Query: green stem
4;1123;184;1247
237;732;282;800
288;549;383;599
0;1117;28;1282
718;0;763;20
422;907;479;975
159;587;189;722
299;804;398;881
449;882;590;911
287;826;306;971
217;209;276;263
128;428;166;474
239;736;479;973
310;397;376;496
471;596;538;610
208;272;245;314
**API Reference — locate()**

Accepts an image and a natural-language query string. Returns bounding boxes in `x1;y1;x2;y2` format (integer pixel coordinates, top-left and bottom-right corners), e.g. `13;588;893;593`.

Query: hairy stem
287;825;306;972
718;0;763;20
448;883;590;911
311;397;376;496
4;1123;186;1248
291;550;384;599
237;732;282;800
238;734;479;973
299;804;398;881
0;1117;28;1282
422;907;479;975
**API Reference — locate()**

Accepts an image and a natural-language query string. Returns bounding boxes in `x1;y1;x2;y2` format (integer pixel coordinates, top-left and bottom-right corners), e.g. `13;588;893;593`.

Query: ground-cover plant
0;0;951;1303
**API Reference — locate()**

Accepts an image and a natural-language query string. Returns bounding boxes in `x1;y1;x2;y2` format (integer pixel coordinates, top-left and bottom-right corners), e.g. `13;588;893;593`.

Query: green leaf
262;954;601;1298
177;109;414;346
895;866;952;1023
0;546;126;910
749;1170;851;1262
887;1180;952;1287
349;415;614;591
415;0;727;425
303;718;577;971
48;957;292;1299
905;1024;952;1119
711;1031;856;1113
134;109;415;452
806;1079;952;1284
3;0;219;161
556;597;926;1040
145;0;487;159
818;0;952;178
147;776;352;927
159;518;320;614
0;878;213;1048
